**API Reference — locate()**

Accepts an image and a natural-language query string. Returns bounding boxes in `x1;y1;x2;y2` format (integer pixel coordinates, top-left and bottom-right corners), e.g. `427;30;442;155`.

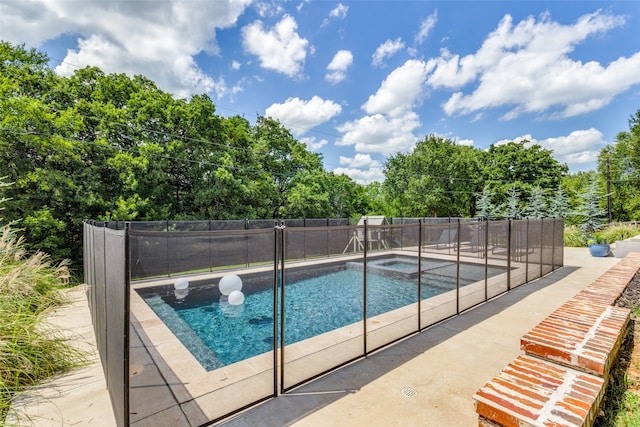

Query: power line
5;63;581;172
5;127;627;191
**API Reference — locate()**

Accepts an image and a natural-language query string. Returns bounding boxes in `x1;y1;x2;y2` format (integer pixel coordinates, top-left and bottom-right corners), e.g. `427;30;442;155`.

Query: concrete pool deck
11;247;623;426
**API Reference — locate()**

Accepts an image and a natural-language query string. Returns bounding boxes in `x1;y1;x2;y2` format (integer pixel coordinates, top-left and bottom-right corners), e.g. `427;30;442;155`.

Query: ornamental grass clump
0;226;85;422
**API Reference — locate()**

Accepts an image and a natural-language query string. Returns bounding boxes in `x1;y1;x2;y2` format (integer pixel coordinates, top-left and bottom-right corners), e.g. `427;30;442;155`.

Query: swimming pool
136;255;508;370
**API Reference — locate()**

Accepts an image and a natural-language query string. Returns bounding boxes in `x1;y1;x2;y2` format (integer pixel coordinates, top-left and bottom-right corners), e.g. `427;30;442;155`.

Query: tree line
1;42;638;265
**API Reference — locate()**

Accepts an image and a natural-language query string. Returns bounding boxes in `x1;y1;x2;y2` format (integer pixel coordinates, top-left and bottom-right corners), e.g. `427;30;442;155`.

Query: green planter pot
588;243;610;257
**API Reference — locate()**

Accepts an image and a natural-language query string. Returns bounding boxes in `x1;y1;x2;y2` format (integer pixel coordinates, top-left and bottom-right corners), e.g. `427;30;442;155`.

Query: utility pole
606;157;612;224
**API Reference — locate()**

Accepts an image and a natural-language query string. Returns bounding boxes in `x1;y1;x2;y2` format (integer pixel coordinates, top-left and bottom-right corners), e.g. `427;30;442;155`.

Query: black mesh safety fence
510;219;529;288
84;222;128;427
127;219;348;279
84;218;564;426
487;220;511;297
364;222;420;353
280;224;365;391
541;218;555;276
554;218;565;268
129;229;276;279
527;219;543;282
129;227;278;425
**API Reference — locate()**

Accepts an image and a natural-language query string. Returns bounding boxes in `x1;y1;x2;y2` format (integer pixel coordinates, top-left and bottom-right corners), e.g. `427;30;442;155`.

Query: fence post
456;219;461;314
124;222;131;427
165;220;170;277
507;219;512;291
363;218;368;355
273;223;280;397
418;219;422;330
484;220;488;301
279;221;286;395
551;218;556;271
525;219;529;283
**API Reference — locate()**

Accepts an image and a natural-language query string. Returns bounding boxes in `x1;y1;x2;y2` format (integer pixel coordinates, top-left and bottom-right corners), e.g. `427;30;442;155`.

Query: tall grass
0;226;85;422
564;223;640;247
597;224;640;245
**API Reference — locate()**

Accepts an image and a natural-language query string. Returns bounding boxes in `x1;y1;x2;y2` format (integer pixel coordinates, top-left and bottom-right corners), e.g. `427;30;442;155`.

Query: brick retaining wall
473;252;640;427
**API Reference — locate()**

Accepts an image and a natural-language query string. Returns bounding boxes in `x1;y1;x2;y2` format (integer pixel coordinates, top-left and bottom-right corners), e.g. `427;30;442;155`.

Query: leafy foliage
2;41;638;266
383;135;486;217
523;186;547;218
577;179;607;235
483;141;568;207
548;186;570;219
597;224;640;244
501;187;522;219
598;109;640;222
0;42;370;264
475;185;499;219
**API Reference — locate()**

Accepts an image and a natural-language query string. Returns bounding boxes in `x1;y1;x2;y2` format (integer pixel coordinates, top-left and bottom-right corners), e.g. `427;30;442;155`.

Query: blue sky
2;1;640;183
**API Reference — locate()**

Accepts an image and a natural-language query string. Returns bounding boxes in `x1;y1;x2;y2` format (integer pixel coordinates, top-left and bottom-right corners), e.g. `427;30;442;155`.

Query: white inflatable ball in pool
219;295;244;317
174;288;189;300
228;290;245;306
219;274;242;295
174;277;189;290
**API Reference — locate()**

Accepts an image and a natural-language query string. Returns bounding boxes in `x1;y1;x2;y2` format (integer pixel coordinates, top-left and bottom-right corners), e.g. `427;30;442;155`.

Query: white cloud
416;10;438;44
231;60;241;70
495;128;606;168
330;3;349;19
325;71;346;85
335;59;429;160
372;38;405;67
0;0;251;98
333;169;384;185
340;154;381;169
265;96;342;136
300;136;328;151
363;59;433;117
322;3;348;27
455;138;474;147
325;50;353;84
242;14;309;78
431;11;640;119
333;163;385;185
336;112;421;155
254;2;285;18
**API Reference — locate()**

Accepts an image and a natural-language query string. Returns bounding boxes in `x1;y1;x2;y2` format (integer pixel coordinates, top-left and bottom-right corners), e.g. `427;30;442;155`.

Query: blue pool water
138;256;507;370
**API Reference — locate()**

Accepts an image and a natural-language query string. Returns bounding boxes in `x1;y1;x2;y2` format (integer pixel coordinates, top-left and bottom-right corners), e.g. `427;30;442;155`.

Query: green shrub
564;225;587;247
564;223;640;247
597;224;640;245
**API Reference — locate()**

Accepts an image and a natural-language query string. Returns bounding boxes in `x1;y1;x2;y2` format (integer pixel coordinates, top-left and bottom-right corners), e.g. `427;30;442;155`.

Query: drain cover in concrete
401;387;417;398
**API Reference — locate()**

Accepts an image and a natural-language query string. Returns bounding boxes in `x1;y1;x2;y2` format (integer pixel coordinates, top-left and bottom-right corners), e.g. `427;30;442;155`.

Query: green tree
0;42;84;259
253;117;324;218
548;186;570;218
598;109;640;221
501;187;522;219
523;186;547;218
0;41;376;264
475;185;499;219
576;179;607;235
382;135;484;217
561;171;597;225
484;141;568;208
